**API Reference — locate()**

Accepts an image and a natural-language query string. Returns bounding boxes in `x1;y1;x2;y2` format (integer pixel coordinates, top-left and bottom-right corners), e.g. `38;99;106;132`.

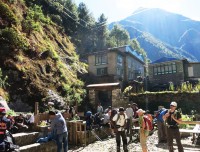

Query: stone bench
19;141;57;152
13;132;57;152
13;132;40;146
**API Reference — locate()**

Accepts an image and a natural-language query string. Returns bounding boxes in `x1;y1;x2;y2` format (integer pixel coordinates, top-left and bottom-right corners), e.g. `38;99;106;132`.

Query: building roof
87;45;145;63
109;45;145;62
87;82;120;90
151;57;179;64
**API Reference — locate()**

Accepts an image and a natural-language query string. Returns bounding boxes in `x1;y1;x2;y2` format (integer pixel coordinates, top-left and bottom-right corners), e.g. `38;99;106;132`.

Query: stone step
13;132;40;146
19;141;57;152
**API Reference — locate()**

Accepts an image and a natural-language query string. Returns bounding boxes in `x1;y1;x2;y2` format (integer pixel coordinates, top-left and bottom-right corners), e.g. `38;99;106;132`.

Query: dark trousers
157;121;167;142
126;119;130;134
166;127;184;152
116;130;128;152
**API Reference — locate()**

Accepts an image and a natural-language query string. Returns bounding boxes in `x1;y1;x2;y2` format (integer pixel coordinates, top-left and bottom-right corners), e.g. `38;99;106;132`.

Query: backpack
115;113;126;128
143;115;153;131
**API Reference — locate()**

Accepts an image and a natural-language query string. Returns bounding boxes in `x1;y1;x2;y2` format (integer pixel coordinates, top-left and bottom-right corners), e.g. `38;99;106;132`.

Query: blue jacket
50;113;67;135
157;109;168;123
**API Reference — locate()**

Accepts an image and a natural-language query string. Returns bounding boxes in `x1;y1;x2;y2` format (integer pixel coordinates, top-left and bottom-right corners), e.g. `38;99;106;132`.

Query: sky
74;0;200;23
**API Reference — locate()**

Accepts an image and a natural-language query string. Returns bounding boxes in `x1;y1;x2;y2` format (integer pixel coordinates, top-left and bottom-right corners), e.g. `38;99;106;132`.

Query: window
128;58;131;68
134;70;141;77
95;54;107;65
117;55;123;66
128;71;134;80
161;66;165;74
165;65;169;74
157;66;161;75
172;63;177;73
117;67;123;76
97;67;107;76
188;66;194;77
154;67;158;75
153;62;177;75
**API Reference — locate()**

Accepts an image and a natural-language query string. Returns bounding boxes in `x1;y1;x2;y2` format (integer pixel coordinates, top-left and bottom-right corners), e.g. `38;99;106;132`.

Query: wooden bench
179;125;200;145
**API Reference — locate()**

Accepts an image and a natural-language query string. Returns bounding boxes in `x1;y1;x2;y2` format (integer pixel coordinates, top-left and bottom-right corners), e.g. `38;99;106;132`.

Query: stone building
148;57;200;90
87;45;145;84
86;45;145;109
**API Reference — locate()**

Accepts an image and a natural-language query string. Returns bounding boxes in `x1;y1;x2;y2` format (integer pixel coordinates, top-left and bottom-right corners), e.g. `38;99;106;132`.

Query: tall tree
76;2;95;55
95;13;108;51
109;24;130;46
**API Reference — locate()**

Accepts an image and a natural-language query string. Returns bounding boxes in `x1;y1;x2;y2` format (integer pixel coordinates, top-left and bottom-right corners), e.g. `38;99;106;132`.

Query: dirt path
69;131;200;152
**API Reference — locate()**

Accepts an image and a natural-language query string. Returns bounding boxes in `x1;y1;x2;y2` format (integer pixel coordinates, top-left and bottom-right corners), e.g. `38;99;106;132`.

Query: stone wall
129;92;200;114
112;89;129;108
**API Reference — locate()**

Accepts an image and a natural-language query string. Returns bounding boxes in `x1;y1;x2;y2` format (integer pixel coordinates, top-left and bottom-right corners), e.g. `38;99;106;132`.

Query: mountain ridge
109;8;200;62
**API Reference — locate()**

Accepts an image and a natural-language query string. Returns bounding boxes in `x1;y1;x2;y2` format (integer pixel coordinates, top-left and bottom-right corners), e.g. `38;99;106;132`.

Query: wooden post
35;102;39;115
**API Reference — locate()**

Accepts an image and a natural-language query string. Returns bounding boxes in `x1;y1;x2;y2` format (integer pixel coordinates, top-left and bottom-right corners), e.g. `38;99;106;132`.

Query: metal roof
87;82;120;88
151;57;179;64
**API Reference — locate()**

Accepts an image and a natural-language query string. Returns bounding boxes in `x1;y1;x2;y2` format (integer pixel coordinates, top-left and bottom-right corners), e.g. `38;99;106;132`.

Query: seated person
102;112;111;127
14;114;28;132
25;113;34;130
93;113;102;128
6;115;17;133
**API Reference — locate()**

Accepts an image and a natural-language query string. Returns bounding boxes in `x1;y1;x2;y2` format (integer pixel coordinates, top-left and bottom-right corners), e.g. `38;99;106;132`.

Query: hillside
109;8;200;62
0;0;87;111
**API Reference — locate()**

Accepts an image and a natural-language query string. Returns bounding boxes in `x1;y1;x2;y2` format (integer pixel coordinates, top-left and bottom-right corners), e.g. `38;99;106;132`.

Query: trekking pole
91;130;102;141
101;126;112;136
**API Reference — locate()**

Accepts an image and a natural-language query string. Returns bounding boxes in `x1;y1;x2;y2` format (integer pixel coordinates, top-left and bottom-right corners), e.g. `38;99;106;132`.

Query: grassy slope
0;0;87;111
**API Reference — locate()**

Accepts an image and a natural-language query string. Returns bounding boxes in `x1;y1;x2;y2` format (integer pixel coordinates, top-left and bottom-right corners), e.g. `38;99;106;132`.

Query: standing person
112;107;128;152
105;106;112;114
157;108;167;143
97;102;103;117
132;103;139;118
125;104;133;135
132;103;139;127
137;109;149;152
49;111;68;152
163;101;184;152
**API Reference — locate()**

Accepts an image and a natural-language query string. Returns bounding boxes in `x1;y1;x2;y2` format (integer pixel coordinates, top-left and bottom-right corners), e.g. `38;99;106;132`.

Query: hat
119;107;124;112
136;109;145;113
170;101;177;107
0;107;6;114
132;103;138;106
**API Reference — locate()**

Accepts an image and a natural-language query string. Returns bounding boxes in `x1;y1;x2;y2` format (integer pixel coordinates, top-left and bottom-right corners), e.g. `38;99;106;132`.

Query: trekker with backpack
156;107;167;143
0;107;19;152
112;107;128;152
137;109;151;152
163;101;184;152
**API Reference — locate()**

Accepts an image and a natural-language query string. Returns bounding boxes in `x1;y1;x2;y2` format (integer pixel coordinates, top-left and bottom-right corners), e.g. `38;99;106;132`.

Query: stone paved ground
69;131;200;152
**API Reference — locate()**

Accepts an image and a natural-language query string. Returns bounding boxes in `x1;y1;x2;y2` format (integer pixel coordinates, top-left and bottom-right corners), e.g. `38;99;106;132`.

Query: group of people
0;100;193;152
94;101;188;152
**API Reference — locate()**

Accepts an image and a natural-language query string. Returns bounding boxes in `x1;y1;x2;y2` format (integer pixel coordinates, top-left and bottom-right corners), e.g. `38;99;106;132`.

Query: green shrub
0;27;28;50
50;14;63;26
0;68;9;89
22;4;51;34
0;1;18;25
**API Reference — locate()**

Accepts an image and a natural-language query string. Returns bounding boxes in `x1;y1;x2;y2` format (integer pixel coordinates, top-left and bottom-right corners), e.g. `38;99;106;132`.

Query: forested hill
0;0;88;111
109;8;200;62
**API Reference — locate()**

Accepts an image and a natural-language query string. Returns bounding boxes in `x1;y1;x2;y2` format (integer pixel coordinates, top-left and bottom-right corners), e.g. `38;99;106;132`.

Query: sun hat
170;101;177;107
136;108;145;113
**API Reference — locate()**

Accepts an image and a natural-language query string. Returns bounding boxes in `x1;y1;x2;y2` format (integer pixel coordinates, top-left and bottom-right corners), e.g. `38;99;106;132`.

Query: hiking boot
123;145;128;152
